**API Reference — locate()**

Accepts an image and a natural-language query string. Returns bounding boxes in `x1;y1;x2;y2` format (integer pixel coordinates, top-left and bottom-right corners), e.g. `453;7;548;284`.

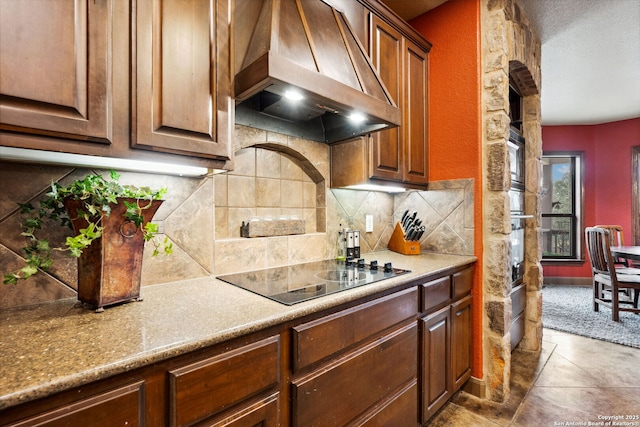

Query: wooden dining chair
594;224;628;267
584;227;640;321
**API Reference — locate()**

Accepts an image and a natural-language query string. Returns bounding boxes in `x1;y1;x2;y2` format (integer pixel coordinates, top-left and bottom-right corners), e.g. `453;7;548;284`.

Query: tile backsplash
0;127;473;309
215;145;325;239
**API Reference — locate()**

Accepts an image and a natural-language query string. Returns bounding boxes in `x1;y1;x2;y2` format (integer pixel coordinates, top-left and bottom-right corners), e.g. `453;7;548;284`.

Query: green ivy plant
3;170;172;285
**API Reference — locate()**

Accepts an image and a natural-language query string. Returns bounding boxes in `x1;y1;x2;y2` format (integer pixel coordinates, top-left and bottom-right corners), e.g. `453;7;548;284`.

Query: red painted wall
542;117;640;279
410;0;483;378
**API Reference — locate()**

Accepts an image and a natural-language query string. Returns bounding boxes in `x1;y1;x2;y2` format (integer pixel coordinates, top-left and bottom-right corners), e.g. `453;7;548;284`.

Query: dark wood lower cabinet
356;381;418;427
452;295;473;390
0;333;283;427
419;266;474;425
421;305;451;421
290;287;421;426
0;263;475;427
168;335;280;427
203;393;279;427
292;322;418;426
4;381;145;427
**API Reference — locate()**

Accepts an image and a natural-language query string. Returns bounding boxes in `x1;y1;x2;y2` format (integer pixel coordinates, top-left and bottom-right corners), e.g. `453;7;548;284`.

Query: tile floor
428;329;640;426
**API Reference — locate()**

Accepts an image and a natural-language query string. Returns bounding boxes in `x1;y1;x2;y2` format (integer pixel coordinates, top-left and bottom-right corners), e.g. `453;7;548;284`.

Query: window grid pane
541;153;582;261
541;214;575;258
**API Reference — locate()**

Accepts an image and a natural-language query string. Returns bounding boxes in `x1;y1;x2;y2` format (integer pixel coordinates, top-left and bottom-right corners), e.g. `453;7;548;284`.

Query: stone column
482;0;513;402
481;0;542;402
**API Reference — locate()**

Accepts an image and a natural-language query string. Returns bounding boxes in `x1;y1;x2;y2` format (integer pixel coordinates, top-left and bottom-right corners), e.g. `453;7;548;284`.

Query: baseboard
543;277;591;287
462;376;486;398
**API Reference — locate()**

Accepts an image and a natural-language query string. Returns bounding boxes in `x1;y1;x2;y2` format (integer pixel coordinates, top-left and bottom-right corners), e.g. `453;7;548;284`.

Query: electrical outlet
365;214;374;232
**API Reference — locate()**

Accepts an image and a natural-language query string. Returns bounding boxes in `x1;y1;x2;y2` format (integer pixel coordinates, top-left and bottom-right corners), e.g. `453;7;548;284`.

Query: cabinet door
0;0;112;144
402;38;429;185
134;0;232;160
421;305;451;422
369;15;403;182
451;295;473;390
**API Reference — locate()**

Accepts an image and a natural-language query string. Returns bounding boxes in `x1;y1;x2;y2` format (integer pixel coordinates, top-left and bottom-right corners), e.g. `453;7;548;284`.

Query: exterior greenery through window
541;152;583;260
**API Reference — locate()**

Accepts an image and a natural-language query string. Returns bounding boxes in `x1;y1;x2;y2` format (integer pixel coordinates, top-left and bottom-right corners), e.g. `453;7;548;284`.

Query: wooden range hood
234;0;401;143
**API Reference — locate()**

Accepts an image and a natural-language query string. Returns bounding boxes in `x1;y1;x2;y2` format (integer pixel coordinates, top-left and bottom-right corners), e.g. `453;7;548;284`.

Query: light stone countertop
0;251;475;411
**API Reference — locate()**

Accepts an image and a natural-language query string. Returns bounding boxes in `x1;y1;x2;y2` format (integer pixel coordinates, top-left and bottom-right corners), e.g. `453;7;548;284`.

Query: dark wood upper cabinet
370;15;429;186
330;0;431;189
133;0;232;161
0;0;232;168
0;0;113;144
370;15;404;182
402;38;429;185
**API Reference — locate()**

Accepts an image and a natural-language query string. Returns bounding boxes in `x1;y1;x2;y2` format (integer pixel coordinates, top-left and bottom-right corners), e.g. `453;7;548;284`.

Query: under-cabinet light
284;89;304;101
348;112;366;123
0;147;213;177
344;184;407;193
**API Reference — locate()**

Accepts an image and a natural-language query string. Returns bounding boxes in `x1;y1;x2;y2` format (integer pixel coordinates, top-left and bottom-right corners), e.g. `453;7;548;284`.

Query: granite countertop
0;251;475;411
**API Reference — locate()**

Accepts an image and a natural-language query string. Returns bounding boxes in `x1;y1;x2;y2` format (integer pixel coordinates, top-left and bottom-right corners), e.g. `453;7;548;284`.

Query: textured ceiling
519;0;640;125
381;0;640;126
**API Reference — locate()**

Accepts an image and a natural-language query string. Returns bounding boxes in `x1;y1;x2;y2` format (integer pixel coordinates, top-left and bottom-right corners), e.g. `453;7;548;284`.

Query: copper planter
63;197;163;312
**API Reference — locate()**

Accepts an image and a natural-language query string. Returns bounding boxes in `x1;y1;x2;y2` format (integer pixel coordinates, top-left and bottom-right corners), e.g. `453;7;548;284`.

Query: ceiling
381;0;640;126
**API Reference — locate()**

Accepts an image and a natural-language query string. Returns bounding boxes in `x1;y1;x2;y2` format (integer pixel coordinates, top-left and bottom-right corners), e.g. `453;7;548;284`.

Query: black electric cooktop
217;259;410;305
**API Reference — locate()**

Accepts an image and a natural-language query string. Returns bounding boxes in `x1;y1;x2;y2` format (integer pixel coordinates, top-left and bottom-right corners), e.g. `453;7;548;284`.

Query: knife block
388;222;421;255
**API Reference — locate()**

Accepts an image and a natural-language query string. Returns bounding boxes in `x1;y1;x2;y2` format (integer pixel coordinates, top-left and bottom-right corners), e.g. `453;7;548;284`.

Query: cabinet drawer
453;267;474;299
292;322;418;427
168;335;280;427
293;287;418;371
6;381;144;427
204;393;279;427
357;381;418;427
421;276;451;312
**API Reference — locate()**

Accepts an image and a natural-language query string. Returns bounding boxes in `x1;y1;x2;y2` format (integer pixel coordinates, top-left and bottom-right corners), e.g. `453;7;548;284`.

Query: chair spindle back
594;224;625;246
585;227;616;276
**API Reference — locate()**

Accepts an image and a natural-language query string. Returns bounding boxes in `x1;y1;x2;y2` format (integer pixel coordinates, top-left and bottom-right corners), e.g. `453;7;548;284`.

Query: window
541;152;584;260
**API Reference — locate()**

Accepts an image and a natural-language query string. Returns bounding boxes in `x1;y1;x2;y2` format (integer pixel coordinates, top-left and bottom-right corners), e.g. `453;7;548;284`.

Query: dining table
610;245;640;262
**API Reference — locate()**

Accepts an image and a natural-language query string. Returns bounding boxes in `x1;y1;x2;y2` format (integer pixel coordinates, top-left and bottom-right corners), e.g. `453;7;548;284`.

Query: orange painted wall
410;0;483;378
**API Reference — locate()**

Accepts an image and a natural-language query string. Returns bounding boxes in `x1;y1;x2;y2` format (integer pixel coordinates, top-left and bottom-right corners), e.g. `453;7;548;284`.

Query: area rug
542;285;640;348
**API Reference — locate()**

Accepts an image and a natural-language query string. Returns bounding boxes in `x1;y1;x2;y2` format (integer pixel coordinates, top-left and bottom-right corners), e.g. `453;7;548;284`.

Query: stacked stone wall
481;0;542;402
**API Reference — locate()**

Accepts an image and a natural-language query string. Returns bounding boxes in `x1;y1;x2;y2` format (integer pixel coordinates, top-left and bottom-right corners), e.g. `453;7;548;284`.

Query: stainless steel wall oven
508;128;530;351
